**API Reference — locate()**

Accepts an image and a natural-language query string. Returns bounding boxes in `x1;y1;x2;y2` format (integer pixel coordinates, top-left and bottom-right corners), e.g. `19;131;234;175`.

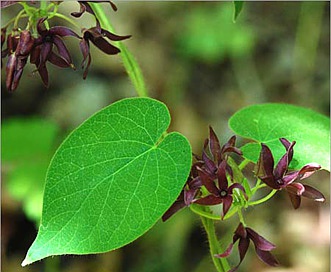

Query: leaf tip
21;256;32;267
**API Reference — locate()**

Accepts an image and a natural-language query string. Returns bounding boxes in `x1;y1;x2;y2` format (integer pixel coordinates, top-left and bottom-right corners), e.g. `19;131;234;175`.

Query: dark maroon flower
31;18;80;86
201;126;242;178
215;222;279;272
257;138;325;208
162;162;202;222
194;160;246;218
5;30;35;91
71;1;117;19
79;26;130;79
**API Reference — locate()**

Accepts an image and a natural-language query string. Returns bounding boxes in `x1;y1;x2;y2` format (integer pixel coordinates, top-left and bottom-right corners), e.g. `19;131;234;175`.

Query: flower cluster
163;127;325;271
1;1;130;91
162;126;246;221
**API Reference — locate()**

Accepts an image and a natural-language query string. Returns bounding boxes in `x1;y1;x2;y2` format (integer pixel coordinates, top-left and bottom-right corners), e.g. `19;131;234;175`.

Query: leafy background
1;2;330;272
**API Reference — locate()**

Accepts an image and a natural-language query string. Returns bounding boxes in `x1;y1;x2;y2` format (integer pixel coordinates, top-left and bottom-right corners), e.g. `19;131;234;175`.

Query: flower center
220;190;227;197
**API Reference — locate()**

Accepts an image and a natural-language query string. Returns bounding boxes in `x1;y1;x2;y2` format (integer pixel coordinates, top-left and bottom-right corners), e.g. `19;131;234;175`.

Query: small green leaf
22;98;192;266
229;103;330;171
233;1;244;22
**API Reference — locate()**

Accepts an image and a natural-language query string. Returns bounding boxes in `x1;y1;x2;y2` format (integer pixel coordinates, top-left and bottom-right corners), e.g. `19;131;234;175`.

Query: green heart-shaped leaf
229;103;330;171
22;98;192;265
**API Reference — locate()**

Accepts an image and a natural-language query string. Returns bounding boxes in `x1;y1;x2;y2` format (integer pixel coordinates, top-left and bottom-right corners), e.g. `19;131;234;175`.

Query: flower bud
16;30;34;56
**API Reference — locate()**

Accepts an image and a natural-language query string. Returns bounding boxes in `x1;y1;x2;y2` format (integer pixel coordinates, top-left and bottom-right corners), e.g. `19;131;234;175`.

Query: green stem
238;158;250;170
190;204;222;221
200;216;231;272
248;189;278;206
90;3;148;97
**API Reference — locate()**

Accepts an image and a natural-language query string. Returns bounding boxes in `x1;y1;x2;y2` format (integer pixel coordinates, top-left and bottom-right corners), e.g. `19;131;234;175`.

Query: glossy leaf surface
22;98;192;265
229;103;330;171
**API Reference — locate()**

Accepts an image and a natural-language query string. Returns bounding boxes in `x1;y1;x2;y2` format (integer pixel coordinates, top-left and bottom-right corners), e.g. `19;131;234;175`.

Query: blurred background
1;1;330;272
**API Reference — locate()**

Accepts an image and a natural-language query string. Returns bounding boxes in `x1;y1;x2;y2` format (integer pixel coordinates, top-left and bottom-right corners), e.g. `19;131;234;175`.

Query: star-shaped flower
194;160;246;218
215;222;279;272
257;138;325;208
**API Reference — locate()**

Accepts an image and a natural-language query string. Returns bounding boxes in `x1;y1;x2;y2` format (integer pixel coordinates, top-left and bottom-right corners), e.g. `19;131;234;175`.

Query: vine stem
248;189;278;206
200;216;230;272
90;3;148;97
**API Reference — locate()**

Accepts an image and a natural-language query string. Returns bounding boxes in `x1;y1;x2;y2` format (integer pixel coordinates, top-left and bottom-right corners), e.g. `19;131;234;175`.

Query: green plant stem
238;158;250;170
248;189;277;206
90;3;148;97
200;216;230;272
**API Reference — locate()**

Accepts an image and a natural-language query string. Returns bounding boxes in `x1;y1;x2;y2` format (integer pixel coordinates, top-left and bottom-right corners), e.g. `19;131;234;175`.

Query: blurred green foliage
177;2;254;63
2;118;59;223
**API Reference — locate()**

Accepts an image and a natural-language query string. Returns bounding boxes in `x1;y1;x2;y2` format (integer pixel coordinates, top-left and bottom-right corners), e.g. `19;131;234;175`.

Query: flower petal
302;184;325;202
214;242;234;258
285;182;305;196
216;160;228;191
282;171;299;185
48;26;81;38
208;126;221;162
52;36;74;66
194;195;222;206
287;192;301;209
101;29;131;41
257;144;274;178
197;168;219;195
162;191;186;222
298;163;321;180
202;151;217;175
246;227;276;251
222;195;233;218
255;248;279;267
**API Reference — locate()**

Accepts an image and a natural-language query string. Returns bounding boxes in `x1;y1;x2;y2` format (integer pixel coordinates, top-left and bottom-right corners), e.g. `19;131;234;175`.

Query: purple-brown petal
101;29;131;41
246;227;276;251
258;144;275;177
279;138;295;162
214;242;234;258
285;183;305;196
52;36;73;66
37;64;49;87
208;126;221;162
48;26;81;38
40;42;52;66
6;53;16;91
255;248;279;267
162;198;186;222
222;195;233;218
48;52;71;68
298;163;321;180
194;195;223;206
16;30;34;56
202;151;217;175
237;237;250;267
71;2;87;17
197;168;219;195
274;152;290;180
216;160;228;191
302;184;325;202
90;36;120;55
260;175;279;190
282;171;299;185
287;192;301;209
